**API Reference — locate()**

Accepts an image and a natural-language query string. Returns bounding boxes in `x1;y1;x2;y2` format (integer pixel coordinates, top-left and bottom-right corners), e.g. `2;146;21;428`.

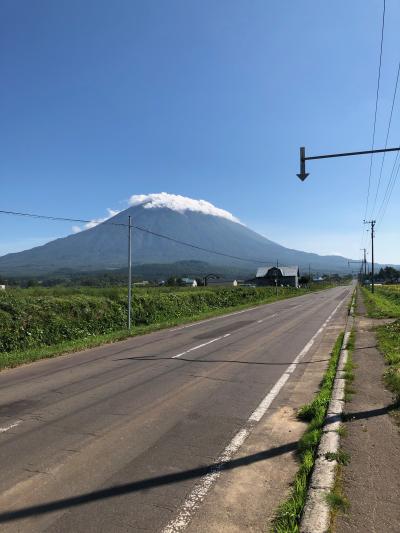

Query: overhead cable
0;209;277;265
363;0;386;221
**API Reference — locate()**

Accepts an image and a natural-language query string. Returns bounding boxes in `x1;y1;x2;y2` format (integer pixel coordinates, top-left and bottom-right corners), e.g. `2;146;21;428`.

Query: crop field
0;283;335;370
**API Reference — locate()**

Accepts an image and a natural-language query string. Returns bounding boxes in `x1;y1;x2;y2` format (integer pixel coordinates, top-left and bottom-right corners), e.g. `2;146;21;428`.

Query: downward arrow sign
297;172;309;181
297;146;309;181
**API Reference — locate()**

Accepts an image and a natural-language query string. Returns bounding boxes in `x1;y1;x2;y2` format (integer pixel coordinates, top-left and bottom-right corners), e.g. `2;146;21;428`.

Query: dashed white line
162;297;346;533
0;421;21;433
254;312;278;324
169;298;312;333
171;334;231;359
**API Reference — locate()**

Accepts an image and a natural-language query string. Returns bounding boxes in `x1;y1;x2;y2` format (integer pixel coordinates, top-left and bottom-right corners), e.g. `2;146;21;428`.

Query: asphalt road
0;285;352;532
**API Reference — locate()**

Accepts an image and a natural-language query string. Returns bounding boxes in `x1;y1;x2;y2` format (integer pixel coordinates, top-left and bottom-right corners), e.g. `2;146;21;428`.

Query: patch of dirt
186;320;345;533
187;406;305;533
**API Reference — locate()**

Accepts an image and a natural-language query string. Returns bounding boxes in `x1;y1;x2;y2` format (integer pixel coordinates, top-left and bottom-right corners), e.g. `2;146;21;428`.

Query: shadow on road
0;441;298;523
342;404;399;421
353;345;377;351
115;356;331;366
324;404;398;426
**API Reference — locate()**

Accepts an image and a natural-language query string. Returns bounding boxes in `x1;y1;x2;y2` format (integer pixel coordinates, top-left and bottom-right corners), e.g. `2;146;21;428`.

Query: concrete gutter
300;291;356;533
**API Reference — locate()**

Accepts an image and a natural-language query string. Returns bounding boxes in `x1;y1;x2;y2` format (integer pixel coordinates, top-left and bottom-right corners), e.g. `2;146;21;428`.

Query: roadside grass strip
343;331;356;402
361;286;400;318
361;286;400;403
271;333;344;533
376;321;400;404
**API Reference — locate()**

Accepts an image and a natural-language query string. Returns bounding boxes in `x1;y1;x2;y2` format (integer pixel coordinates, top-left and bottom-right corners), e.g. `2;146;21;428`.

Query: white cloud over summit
128;193;241;223
71;193;241;233
72;208;121;233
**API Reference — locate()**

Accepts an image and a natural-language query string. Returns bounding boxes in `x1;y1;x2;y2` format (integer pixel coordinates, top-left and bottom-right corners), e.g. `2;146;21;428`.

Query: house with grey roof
253;265;300;288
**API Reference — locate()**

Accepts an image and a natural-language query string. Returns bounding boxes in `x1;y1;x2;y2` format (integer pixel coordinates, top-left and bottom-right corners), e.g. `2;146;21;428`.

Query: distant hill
0;193;366;276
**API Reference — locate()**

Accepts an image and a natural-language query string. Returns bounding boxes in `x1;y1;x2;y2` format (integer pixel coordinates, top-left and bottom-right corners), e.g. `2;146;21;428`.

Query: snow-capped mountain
0;193;355;275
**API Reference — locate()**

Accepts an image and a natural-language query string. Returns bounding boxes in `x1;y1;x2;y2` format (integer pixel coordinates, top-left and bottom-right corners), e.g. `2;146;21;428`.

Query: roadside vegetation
361;285;400;401
0;283;337;370
328;329;355;530
362;285;400;319
272;333;344;532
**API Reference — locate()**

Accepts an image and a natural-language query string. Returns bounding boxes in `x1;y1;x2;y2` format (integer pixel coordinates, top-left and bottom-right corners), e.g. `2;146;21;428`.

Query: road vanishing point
0;285;352;532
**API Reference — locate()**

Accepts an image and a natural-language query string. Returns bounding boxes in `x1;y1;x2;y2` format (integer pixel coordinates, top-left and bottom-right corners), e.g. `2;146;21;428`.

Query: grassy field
0;283;337;371
362;285;400;318
361;285;400;401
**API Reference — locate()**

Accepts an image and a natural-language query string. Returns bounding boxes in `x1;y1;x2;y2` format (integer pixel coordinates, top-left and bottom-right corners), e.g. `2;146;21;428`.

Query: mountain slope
0;194;357;275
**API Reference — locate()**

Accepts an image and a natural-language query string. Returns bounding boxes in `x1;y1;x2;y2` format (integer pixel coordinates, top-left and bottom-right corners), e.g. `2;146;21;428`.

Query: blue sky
1;0;400;264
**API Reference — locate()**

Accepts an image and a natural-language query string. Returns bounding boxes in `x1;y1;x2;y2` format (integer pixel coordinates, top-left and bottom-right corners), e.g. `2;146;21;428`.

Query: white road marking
171;334;231;359
162;296;346;533
256;312;278;325
0;421;21;433
168;296;316;333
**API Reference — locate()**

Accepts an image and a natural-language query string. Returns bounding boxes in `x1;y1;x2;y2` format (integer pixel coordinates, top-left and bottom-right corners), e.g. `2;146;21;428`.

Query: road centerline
171;334;231;359
0;421;21;434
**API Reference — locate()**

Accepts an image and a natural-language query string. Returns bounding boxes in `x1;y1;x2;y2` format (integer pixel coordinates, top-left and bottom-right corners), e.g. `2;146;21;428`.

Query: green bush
0;286;303;354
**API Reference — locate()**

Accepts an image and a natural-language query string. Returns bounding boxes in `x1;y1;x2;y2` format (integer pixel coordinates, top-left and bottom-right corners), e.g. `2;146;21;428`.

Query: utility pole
360;248;367;283
308;263;311;289
364;220;376;293
128;215;132;329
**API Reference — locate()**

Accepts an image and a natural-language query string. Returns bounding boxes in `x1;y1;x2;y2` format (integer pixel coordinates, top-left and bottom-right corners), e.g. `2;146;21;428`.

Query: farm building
252;266;300;288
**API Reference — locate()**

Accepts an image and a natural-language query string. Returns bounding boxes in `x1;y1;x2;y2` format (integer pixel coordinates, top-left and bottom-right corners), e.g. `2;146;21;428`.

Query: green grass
361;286;400;318
271;333;344;533
376;321;400;402
326;327;355;530
335;424;347;438
328;464;349;532
360;286;400;402
343;330;356;402
325;450;350;466
0;284;336;371
326;489;349;513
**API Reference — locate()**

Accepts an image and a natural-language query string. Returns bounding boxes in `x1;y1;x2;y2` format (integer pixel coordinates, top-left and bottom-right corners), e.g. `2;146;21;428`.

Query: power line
371;58;400;217
363;0;386;222
0;209;126;227
377;150;400;224
0;208;277;266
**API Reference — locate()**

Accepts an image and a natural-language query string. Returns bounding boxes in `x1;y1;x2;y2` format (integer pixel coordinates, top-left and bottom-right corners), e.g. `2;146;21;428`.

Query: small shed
254;266;300;288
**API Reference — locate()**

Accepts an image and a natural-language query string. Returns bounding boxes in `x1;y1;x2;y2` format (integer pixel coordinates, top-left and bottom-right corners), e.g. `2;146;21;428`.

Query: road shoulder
186;319;345;532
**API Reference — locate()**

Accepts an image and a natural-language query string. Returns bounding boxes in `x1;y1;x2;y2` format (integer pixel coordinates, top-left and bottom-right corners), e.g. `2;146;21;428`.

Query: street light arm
297;145;400;181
